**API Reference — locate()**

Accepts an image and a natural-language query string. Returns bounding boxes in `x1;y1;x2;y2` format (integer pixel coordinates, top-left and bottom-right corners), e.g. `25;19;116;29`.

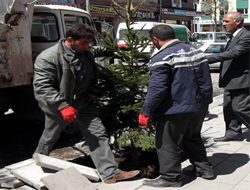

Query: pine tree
93;0;156;162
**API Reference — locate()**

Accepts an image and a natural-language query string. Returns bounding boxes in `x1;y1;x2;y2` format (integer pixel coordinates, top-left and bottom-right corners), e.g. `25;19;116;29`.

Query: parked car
199;42;227;70
193;32;230;47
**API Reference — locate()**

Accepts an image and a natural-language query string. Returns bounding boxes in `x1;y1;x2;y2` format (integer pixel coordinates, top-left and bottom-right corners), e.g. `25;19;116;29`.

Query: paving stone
232;180;250;190
213;160;250;185
12;185;36;190
181;179;234;190
11;162;51;190
243;172;250;182
41;167;96;190
33;153;100;181
5;159;34;170
1;179;24;188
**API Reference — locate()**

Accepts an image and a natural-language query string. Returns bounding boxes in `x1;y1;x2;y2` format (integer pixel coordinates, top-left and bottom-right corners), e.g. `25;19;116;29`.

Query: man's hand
60;106;78;122
138;113;151;128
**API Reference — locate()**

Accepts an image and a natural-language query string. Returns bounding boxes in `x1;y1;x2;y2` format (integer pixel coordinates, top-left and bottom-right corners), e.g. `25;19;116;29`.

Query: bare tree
202;0;229;31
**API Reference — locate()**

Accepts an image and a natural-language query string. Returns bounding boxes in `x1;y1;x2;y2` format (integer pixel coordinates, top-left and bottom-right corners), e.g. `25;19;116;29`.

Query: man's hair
234;13;244;24
149;24;175;41
66;23;95;40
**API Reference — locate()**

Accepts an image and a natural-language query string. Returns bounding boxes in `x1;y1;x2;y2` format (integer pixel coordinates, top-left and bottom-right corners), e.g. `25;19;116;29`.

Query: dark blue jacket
142;40;213;115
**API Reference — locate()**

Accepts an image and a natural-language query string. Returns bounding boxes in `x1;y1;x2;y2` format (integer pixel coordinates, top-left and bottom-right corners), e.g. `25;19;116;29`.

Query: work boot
104;170;140;184
143;176;182;187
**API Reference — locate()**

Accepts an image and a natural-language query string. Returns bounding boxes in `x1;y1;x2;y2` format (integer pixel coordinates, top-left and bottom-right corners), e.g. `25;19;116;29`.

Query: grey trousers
155;106;211;181
35;97;121;180
224;88;250;138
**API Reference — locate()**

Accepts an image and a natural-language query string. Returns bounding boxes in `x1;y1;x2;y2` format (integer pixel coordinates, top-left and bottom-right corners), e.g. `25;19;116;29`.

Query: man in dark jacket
33;23;139;183
207;12;250;142
138;25;214;187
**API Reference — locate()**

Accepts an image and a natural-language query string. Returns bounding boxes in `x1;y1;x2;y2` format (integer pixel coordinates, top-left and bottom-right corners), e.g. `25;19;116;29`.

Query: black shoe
143;176;182;187
182;166;214;179
214;136;243;142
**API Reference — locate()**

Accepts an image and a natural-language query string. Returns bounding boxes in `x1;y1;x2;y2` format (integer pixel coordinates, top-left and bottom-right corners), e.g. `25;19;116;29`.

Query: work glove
138;113;151;128
60;106;78;122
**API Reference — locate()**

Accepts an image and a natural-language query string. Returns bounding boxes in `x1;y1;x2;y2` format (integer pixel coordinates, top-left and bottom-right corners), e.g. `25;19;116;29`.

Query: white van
116;21;195;53
193;32;230;46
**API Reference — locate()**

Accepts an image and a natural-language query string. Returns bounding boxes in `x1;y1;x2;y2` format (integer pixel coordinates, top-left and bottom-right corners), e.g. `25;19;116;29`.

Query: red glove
60;106;78;122
138;113;151;128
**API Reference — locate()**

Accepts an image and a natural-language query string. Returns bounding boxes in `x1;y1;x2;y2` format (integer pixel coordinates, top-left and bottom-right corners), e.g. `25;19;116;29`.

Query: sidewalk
94;94;250;190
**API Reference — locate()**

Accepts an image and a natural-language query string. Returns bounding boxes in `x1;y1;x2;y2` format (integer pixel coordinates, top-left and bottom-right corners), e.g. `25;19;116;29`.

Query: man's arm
207;32;250;63
142;63;171;115
33;54;68;113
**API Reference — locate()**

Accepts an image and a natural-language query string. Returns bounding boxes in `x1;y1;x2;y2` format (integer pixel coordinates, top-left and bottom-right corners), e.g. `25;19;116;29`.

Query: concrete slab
1;179;24;188
5;159;34;170
95;178;144;190
12;185;36;190
33;153;100;181
41;167;97;190
11;162;52;190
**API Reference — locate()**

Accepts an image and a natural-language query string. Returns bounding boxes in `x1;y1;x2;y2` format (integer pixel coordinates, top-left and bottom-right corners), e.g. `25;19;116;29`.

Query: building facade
160;0;198;31
193;0;250;32
77;0;159;33
236;0;250;30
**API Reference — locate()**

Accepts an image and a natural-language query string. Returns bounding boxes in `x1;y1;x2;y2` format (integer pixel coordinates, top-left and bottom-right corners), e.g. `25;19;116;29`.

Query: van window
31;13;59;42
215;33;228;42
193;33;213;41
64;14;96;46
119;29;150;41
64;14;91;31
204;44;226;53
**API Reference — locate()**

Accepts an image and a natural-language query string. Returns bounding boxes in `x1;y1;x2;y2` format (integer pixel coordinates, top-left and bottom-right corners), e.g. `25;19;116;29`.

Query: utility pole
86;0;89;13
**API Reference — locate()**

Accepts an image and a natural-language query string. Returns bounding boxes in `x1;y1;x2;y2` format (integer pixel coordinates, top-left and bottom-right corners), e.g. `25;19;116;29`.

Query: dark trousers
155;106;211;181
35;97;120;180
223;88;250;138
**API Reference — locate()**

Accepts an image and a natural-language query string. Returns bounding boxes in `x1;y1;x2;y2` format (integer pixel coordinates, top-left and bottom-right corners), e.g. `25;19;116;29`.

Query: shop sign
196;12;206;17
90;6;115;13
174;9;186;16
133;11;156;19
201;20;214;24
36;1;77;7
186;11;196;17
161;8;175;15
162;8;205;17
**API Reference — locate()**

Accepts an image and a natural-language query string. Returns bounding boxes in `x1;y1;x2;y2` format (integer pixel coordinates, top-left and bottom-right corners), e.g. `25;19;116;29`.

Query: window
205;44;226;53
31;13;59;42
64;14;97;46
237;9;248;14
64;15;91;31
215;33;229;42
119;30;150;41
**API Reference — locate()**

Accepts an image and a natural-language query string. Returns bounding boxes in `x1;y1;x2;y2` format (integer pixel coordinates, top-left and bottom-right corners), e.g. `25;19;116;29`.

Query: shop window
202;25;210;31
